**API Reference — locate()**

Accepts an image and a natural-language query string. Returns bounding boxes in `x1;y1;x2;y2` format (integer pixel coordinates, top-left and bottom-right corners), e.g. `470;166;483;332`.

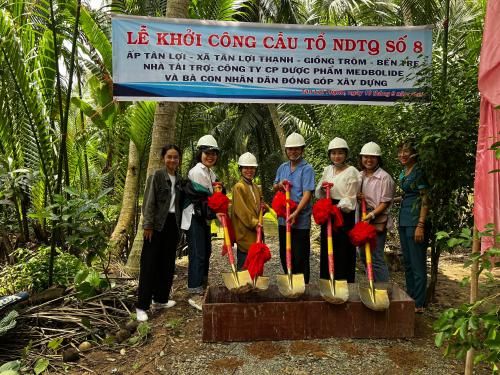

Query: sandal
415;307;425;314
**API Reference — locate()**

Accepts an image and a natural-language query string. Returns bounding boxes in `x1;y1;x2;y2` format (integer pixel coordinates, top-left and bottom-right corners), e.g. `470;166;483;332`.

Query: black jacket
142;168;183;232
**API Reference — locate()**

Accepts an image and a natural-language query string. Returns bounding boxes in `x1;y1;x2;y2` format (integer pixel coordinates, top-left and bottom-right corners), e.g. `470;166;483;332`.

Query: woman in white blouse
181;134;222;311
315;137;361;283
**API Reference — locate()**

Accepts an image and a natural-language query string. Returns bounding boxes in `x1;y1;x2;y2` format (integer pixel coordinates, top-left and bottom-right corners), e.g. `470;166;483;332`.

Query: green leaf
468;316;479;331
128;336;140;346
485;247;500;256
473;353;485;365
460;228;472;238
33;358;49;375
459;321;468;340
74;269;89;285
435;332;445;347
137;322;151;338
447;237;463;248
436;231;449;240
165;317;183;329
484;271;495;283
76;282;94;299
70;97;107;128
47;337;63;351
459;276;470;287
484;336;500;350
0;360;20;371
0;370;19;375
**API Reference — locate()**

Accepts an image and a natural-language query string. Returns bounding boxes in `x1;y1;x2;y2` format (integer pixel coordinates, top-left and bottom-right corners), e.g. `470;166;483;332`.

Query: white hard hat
285;132;306;148
238;152;258;167
197;134;219;150
360;142;382;156
328;137;349;151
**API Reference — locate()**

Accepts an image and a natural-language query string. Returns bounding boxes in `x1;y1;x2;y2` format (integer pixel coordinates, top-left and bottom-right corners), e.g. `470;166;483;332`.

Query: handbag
361;179;389;233
372;213;389;233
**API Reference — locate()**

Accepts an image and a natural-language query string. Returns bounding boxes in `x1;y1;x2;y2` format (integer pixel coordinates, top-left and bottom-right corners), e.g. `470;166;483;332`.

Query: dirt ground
75;222;496;375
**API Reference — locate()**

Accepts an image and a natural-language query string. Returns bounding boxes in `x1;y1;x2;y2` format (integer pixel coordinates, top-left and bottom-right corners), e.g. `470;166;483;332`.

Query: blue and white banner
112;15;432;105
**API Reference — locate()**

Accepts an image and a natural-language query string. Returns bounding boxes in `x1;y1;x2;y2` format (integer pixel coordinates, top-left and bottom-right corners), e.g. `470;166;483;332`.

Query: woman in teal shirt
397;141;430;313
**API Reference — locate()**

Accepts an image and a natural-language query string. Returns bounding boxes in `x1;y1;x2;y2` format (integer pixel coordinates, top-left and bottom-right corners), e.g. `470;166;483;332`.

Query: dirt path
77;222;493;375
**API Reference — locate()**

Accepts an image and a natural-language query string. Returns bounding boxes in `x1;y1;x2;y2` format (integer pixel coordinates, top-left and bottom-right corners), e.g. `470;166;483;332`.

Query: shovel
318;182;349;304
212;182;252;293
220;214;253;293
277;180;305;298
358;198;390;311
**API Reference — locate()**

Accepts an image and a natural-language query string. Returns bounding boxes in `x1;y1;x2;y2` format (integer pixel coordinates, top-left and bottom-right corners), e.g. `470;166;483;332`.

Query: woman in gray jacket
136;144;183;322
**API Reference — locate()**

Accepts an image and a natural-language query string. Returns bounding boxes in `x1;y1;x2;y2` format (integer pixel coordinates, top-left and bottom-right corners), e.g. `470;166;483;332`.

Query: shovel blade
358;285;390;311
222;270;253;294
254;276;270;291
277;274;305;298
318;279;349;304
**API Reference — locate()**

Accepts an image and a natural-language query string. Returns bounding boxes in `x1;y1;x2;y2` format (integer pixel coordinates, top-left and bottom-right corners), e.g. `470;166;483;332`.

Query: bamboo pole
464;226;480;375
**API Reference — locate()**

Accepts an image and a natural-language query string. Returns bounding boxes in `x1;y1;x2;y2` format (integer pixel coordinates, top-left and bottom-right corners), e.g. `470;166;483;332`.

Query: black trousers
320;205;356;283
278;226;311;284
137;213;179;310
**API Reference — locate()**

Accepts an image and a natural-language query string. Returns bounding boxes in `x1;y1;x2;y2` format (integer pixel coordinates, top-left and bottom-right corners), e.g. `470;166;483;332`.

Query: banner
112;15;432;104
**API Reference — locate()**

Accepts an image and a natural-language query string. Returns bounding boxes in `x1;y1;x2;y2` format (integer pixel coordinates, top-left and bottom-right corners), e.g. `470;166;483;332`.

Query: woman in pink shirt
357;142;394;282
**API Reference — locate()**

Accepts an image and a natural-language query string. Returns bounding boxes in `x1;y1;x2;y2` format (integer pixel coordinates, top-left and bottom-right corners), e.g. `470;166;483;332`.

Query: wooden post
464;226;480;375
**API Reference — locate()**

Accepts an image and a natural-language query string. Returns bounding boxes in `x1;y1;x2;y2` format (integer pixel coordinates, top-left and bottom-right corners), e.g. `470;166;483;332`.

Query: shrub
0;246;84;294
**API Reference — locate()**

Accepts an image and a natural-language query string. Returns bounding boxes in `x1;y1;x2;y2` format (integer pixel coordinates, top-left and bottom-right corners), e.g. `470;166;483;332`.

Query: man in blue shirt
274;133;315;284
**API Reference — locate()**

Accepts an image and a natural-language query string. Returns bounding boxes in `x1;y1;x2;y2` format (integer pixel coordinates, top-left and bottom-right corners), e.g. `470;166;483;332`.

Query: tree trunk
147;102;179;176
0;227;13;264
125;0;189;276
402;4;413;26
110;141;140;257
267;104;287;160
20;195;29;242
77;67;91;191
425;228;439;305
15;198;25;243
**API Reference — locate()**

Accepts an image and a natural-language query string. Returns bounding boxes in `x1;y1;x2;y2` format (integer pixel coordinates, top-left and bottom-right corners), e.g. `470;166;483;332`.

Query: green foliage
0;246;84;294
74;268;110;299
127;321;151;346
29;187;113;261
436;228;473;250
434;230;500;373
434;295;499;372
137;322;151;337
0;310;18;336
164;317;184;329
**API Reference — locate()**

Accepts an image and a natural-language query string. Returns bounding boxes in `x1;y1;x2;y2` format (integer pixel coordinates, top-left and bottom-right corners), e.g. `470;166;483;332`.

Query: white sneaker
188;295;203;311
153;300;177;309
136;308;148;322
